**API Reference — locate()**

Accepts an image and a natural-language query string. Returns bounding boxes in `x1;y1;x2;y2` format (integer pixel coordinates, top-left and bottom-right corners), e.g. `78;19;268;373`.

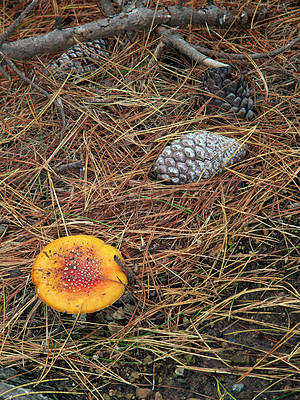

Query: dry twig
0;0;66;139
0;0;40;47
194;34;300;61
0;53;66;140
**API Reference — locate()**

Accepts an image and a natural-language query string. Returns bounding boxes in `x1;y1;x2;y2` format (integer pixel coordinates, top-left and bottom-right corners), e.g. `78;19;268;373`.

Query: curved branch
2;5;234;60
194;35;300;61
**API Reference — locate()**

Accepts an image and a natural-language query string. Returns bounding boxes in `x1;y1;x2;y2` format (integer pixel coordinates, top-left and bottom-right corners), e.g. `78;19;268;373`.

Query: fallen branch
1;4;235;61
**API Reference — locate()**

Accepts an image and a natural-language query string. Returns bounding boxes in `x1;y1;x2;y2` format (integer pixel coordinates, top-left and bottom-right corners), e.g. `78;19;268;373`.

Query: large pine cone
46;39;109;78
152;131;249;184
200;66;255;120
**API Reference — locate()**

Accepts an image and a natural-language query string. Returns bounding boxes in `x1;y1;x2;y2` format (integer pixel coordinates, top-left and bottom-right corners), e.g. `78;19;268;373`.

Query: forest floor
0;0;299;399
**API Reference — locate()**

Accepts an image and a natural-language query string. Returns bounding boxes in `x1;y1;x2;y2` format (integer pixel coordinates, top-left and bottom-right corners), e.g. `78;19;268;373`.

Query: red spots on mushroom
32;235;128;314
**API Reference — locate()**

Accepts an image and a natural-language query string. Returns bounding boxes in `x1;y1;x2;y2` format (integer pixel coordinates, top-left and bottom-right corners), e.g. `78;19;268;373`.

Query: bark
1;5;234;61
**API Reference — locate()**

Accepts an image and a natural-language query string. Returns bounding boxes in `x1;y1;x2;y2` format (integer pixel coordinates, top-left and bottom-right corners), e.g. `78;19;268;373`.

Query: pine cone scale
153;131;249;184
201;66;255;120
46;39;109;79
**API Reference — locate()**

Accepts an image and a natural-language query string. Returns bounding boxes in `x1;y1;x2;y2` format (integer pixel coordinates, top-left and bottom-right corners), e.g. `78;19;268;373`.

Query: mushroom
32;235;128;314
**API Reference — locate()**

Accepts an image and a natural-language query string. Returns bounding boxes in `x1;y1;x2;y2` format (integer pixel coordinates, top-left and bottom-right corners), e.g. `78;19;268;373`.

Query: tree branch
2;5;234;61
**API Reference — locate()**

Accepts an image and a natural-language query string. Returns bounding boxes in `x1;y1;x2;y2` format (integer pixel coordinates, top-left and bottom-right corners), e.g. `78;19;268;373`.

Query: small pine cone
46;39;109;78
152;131;249;184
200;66;255;120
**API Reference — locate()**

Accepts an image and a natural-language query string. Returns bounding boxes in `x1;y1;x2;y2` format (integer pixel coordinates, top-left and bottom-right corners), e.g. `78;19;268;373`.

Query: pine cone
200;66;255;120
152;131;249;184
46;39;109;78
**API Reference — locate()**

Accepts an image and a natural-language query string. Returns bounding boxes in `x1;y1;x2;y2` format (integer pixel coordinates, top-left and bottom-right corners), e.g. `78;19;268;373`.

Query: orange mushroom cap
32;235;128;314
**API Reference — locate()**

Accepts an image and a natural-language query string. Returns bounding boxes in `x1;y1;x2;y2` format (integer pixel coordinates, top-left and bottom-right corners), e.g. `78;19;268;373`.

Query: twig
194;34;300;61
0;0;40;48
0;0;41;81
0;65;11;80
264;66;300;82
114;255;136;286
157;27;229;69
1;52;66;140
0;0;66;139
148;40;166;69
55;161;83;174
